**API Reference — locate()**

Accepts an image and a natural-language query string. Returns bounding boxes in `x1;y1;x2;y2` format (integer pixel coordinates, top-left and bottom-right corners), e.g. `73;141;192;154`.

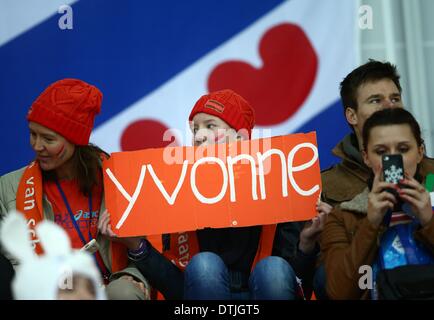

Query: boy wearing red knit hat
100;89;323;300
188;89;255;144
0;79;150;300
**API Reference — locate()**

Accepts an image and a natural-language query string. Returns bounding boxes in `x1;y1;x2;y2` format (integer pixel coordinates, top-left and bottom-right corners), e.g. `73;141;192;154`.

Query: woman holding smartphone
321;108;434;300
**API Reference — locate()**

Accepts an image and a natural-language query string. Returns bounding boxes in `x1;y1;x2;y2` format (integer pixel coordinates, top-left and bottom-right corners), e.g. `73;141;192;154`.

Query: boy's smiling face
190;112;244;146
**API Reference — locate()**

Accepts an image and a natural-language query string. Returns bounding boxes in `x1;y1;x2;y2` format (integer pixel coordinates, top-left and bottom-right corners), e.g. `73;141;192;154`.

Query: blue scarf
371;211;434;299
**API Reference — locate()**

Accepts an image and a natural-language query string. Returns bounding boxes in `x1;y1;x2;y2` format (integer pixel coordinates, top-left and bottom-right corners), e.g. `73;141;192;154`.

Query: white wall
360;0;434;156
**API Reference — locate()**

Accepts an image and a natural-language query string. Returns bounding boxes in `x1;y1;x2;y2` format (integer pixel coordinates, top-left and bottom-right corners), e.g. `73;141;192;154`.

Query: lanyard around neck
54;180;112;280
55;179;93;246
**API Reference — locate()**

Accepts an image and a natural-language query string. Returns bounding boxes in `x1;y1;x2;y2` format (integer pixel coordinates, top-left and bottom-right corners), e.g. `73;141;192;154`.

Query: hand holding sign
298;201;332;254
98;210;142;250
103;132;322;237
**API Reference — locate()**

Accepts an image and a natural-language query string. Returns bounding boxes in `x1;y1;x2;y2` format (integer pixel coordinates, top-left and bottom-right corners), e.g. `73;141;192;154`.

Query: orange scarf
149;224;276;272
16;161;128;273
148;226;276;300
16;161;44;254
157;225;277;271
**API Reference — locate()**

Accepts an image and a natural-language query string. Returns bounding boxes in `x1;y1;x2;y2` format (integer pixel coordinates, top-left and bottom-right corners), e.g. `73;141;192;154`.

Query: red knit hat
189;89;255;138
27;78;102;145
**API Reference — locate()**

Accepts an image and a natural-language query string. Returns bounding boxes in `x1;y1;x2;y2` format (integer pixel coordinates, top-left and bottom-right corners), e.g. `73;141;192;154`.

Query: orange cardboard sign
103;132;321;237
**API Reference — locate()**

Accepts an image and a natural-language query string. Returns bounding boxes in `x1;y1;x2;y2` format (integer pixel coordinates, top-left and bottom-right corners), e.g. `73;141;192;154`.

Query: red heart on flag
208;23;318;126
121;119;179;151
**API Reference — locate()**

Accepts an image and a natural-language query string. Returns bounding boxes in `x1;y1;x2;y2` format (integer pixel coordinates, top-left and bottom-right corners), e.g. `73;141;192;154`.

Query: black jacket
132;221;318;300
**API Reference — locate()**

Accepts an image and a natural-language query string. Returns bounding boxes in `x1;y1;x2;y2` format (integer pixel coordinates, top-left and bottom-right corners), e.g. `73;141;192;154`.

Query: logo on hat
204;99;225;113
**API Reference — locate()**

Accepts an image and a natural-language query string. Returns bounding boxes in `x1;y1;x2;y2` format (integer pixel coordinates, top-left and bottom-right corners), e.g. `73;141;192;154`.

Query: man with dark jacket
317;60;434;300
322;59;434;207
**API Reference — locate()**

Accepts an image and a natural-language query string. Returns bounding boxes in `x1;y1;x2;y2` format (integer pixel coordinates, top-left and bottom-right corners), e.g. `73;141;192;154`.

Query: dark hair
362;108;423;151
340;59;402;113
43;144;109;197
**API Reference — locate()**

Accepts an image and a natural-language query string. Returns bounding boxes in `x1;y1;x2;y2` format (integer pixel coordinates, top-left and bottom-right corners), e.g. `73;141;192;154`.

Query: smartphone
382;154;404;210
382;154;404;184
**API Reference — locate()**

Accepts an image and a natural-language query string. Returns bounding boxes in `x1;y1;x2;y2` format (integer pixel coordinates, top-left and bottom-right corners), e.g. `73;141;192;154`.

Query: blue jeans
313;264;328;300
184;252;297;300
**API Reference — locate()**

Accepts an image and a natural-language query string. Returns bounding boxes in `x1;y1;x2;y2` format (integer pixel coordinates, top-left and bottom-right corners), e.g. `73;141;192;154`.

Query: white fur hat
0;211;106;300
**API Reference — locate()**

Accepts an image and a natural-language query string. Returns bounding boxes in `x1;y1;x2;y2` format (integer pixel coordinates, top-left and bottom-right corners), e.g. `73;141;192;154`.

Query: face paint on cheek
214;133;226;144
55;144;65;159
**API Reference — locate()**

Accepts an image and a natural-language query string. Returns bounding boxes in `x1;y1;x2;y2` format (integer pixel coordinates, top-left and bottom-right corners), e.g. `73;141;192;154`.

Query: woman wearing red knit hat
99;89;326;300
0;79;149;300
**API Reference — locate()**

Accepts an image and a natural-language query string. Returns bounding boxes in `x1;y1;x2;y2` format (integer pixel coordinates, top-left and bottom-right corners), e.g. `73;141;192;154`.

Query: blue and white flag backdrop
0;0;358;175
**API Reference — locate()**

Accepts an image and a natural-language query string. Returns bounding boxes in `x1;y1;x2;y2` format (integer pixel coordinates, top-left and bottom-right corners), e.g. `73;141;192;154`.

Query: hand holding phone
382;154;404;210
